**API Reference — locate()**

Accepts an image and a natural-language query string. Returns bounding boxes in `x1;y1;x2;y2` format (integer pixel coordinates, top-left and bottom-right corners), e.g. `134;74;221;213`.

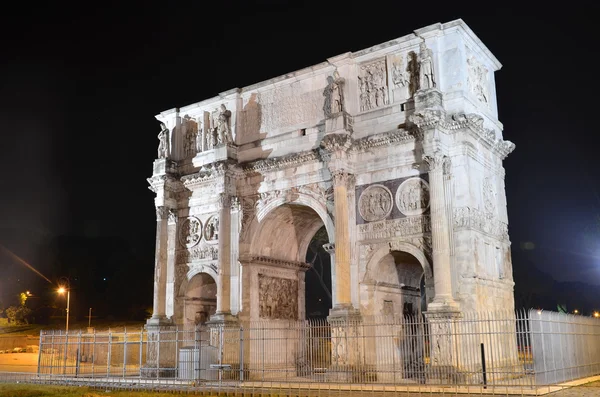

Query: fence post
91;328;96;377
37;330;43;375
480;343;487;388
139;327;143;377
123;327;128;378
107;329;112;378
156;326;160;379
239;325;244;382
63;330;68;376
76;330;82;376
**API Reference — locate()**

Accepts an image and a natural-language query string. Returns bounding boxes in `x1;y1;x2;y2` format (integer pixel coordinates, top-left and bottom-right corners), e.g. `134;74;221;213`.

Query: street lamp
57;281;70;333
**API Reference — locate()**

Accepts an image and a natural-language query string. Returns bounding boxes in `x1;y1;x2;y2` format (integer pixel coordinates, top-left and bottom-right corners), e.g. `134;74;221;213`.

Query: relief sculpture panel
258;274;298;320
358;58;389;112
395;177;430;216
358;184;393;222
179;217;202;248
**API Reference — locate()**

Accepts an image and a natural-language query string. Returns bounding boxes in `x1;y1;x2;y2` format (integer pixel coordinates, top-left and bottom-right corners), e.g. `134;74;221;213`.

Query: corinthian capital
217;193;231;210
423;154;449;172
331;170;355;189
155;206;169;220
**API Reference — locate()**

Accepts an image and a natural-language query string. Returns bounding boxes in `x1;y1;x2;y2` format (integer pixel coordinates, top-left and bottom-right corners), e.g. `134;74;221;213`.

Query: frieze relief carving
204;215;219;243
358;215;431;240
358;184;393;222
453;207;508;240
176;245;219;264
391;55;408;88
467;56;490;105
358;59;389;112
179;217;202;248
395;177;430;216
482;177;496;215
258;274;298;320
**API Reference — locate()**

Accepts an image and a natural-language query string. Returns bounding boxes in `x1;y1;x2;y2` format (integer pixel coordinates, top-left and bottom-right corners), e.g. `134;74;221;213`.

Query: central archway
241;202;334;321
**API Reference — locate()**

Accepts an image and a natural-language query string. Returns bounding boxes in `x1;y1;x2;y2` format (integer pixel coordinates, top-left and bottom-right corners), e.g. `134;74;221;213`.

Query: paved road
0;353;37;373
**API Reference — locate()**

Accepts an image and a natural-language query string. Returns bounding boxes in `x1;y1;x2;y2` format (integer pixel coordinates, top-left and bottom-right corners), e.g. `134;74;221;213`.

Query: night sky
1;3;599;319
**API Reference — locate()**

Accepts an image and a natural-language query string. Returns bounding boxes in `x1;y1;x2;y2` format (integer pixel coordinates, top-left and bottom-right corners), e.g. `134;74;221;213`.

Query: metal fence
32;309;600;394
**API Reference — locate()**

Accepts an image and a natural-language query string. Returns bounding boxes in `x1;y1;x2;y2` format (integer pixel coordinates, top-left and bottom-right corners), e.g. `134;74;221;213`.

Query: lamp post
57;280;71;333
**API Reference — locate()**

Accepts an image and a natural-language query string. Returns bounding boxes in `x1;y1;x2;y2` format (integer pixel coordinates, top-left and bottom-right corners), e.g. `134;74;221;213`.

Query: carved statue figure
324;71;345;117
157;123;170;159
406;51;419;96
418;42;435;90
195;121;203;153
216;104;232;145
205;216;219;241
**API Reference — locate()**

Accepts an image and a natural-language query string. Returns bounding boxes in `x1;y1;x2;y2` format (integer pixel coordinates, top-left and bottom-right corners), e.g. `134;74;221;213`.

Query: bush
5;305;32;325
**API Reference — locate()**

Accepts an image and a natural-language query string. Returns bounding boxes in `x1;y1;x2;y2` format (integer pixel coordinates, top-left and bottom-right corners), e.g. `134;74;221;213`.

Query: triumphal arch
147;19;515;333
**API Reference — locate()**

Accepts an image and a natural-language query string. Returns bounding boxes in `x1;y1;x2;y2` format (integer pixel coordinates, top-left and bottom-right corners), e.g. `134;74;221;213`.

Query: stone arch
256;193;335;243
248;194;334;262
181;271;217;328
361;241;433;315
363;241;432;283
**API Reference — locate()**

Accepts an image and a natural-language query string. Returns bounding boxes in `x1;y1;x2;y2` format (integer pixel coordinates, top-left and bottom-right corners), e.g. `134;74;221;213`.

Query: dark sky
1;2;599;312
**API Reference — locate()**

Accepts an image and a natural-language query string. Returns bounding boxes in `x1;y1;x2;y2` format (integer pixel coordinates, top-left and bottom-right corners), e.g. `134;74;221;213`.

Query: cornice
242;149;322;173
180;160;232;189
147;174;183;194
351;128;422;152
409;110;515;160
239;255;311;271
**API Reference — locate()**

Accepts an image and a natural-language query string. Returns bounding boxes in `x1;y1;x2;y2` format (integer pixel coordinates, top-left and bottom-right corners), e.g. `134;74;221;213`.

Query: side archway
362;241;433;316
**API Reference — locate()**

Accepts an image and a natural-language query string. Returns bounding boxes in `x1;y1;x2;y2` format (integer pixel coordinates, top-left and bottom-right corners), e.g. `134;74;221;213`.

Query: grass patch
0;383;191;396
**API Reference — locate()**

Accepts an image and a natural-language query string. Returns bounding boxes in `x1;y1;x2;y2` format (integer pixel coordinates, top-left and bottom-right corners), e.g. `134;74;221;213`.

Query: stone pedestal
326;308;372;382
423;311;462;384
152;158;177;175
324;111;353;135
414;88;443;110
192;144;237;168
142;321;177;378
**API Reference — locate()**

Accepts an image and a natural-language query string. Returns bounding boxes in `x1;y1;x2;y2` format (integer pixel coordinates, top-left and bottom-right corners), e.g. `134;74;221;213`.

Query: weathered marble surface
148;19;515;332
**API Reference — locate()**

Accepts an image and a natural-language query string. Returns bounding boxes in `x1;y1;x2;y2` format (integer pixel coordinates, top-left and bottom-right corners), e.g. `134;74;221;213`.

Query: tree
5;305;32;325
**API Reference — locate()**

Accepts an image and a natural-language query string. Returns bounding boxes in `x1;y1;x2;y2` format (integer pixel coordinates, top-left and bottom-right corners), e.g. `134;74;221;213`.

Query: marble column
330;171;354;310
150;206;169;323
213;193;232;318
424;154;459;311
165;209;178;319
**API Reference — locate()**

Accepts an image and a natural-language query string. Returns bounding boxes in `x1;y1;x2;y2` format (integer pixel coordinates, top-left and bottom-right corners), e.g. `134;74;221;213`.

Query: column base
328;304;361;324
146;315;173;327
207;311;238;325
427;296;460;314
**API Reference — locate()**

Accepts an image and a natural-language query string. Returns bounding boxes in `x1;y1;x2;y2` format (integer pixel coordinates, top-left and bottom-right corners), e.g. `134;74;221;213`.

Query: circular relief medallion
179;217;202;248
395;177;430;216
204;215;220;243
358;184;393;222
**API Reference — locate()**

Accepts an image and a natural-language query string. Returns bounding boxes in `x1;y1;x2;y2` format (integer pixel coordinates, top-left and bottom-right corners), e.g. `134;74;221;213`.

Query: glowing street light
57;281;70;333
574;309;579;314
594;311;600;319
